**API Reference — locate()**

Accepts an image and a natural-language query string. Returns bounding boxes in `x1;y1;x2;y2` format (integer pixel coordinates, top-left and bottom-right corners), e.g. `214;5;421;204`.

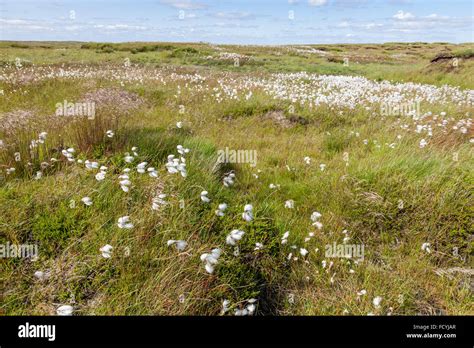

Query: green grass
0;41;473;316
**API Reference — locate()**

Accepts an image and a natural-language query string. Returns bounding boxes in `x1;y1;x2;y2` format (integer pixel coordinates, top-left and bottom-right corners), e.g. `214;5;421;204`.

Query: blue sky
0;0;472;44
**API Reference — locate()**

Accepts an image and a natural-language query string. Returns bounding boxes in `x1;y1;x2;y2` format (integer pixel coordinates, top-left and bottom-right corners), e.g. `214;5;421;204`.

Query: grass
0;41;473;316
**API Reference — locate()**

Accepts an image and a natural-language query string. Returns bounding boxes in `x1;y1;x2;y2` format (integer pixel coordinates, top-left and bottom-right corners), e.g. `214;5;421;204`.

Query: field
0;41;473;316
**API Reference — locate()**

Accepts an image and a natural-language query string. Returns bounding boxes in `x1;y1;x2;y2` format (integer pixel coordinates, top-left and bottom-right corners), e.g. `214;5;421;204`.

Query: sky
0;0;473;44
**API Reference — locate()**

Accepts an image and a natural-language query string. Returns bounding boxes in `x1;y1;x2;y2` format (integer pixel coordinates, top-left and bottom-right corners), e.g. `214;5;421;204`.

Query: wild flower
165;155;187;177
176;121;183;128
254;242;263;251
304;156;311;165
226;229;245;246
119;174;131;192
269;183;280;189
242;204;253;222
85;160;99;170
61;148;75;162
6;167;15;174
34;270;50;281
95;170;106;181
235;299;257;316
106;130;114;138
152;194;167;210
56;305;74;316
137;162;147;174
319;163;326;171
200;248;222;274
117;216;134;229
167;240;187;251
200;191;211;203
310;211;323;229
421;242;431;253
222;299;230;314
300;248;309;256
38;131;47;143
223;172;236;187
419;139;428;148
373;296;382;309
147;167;158;178
357;289;367;297
177;144;190;155
81;197;93;206
124;153;134;163
285;200;294;209
282;231;290;244
213;202;226;216
100;244;113;258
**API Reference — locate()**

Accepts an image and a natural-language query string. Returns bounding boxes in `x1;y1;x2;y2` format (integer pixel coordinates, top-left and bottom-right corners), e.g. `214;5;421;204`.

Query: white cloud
0;18;54;31
93;24;147;31
308;0;328;7
393;10;415;20
160;0;207;10
215;12;254;20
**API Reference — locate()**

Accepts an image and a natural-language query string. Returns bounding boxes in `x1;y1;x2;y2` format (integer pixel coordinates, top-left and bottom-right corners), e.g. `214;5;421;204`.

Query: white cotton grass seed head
177;144;190;155
117;216;133;229
373;296;382;309
85;160;99;170
100;244;113;258
56;305;74;316
34;270;50;281
152;194;167;210
167;240;187;251
200;248;222;274
147;167;158;178
223;172;236;187
310;211;321;222
226;229;245;246
242;204;253;222
284;200;294;209
215;202;227;216
200;191;211;203
421;242;431;253
95;171;106;181
281;231;290;244
222;299;230;313
137;162;147;174
81;197;92;206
